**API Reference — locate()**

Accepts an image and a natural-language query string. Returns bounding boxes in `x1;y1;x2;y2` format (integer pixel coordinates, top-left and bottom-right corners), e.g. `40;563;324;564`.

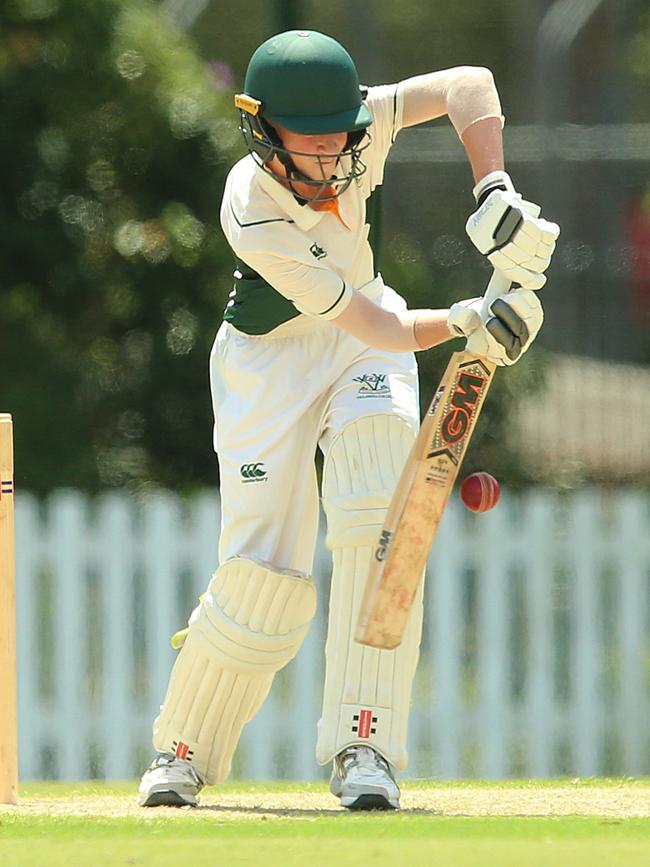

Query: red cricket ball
459;472;501;513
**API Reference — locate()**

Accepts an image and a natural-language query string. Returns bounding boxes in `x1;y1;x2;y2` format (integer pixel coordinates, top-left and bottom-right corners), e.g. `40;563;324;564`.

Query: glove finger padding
521;216;561;246
486;298;530;361
465;288;543;366
487;250;548;291
515;227;549;258
467;188;560;291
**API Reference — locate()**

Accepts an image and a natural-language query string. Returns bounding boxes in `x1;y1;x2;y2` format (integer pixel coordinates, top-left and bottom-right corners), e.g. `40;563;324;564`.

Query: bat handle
481;199;542;313
481;270;512;317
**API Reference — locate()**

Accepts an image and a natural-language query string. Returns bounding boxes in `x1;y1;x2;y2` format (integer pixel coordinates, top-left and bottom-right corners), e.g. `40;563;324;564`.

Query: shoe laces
151;753;203;785
339;746;390;774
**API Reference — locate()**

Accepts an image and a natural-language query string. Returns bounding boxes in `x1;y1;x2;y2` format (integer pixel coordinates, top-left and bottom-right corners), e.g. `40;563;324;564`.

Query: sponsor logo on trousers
353;373;391;398
240;462;267;482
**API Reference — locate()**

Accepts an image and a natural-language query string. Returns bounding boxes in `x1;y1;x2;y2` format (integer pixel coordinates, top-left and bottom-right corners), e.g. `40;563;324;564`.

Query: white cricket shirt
220;84;404;335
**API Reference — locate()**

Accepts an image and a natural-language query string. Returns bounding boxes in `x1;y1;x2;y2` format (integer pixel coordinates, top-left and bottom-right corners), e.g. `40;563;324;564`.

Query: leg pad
318;416;423;770
153;557;316;784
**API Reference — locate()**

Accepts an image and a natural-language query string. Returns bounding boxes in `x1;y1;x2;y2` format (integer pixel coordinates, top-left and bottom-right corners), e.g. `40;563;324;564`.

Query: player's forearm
400;67;504;185
460;116;504;184
331;290;454;353
365;307;455;353
411;309;456;350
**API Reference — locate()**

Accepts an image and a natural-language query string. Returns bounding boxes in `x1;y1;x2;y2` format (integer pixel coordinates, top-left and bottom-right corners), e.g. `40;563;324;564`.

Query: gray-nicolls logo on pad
351;709;378;738
353;373;391;398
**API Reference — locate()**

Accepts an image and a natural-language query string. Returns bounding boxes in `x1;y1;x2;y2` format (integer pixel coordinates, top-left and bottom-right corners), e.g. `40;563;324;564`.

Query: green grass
17;776;650;795
1;781;649;867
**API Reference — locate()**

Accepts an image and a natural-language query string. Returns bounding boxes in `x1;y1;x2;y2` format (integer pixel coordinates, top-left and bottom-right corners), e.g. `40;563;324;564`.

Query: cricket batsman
139;30;559;810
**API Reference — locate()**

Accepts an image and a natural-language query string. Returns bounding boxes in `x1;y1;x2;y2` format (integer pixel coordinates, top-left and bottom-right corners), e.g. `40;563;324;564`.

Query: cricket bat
355;270;510;650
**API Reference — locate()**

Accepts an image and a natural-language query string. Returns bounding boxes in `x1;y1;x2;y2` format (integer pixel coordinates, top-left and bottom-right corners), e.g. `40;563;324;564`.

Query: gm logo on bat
441;371;487;445
374;529;393;562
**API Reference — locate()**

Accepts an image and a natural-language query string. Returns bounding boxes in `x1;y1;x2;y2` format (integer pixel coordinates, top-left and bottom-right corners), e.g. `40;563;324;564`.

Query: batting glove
466;171;560;291
448;287;543;366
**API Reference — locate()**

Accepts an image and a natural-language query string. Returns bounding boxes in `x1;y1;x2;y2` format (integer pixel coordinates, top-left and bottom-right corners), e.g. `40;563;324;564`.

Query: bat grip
481;199;541;314
481;270;512;317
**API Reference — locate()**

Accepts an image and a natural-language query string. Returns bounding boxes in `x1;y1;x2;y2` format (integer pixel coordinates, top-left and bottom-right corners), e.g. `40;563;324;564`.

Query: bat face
356;352;496;650
425;357;492;481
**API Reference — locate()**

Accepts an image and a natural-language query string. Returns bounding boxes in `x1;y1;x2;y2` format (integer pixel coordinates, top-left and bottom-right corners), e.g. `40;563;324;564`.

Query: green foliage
0;0;239;492
0;1;573;493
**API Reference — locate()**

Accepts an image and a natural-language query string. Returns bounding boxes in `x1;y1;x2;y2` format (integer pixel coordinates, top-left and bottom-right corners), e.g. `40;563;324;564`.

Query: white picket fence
14;488;650;781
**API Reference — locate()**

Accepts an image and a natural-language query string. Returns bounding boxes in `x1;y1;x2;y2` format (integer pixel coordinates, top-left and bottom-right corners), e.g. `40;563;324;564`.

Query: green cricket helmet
234;30;373;200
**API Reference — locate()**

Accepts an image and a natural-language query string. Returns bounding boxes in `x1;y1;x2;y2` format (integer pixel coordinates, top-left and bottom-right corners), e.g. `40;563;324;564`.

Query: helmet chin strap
284;156;340;198
272;147;343;203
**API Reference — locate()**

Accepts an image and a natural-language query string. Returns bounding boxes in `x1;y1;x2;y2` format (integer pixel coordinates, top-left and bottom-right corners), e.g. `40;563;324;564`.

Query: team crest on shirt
353;373;391;398
309;242;327;260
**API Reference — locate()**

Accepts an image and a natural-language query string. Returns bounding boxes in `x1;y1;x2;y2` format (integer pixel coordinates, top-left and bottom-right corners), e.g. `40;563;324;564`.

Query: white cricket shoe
330;746;400;810
138;754;204;807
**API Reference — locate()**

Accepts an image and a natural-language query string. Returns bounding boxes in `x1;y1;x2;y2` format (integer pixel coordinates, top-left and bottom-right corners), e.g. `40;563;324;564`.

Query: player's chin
297;164;331;182
313;157;338;172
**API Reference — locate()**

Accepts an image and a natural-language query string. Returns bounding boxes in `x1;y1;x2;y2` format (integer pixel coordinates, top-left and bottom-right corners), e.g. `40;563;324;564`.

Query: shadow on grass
193;803;442;817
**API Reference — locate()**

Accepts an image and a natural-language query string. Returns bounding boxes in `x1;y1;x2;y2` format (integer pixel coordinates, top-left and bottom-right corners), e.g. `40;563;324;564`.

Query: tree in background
0;0;238;492
0;0;549;493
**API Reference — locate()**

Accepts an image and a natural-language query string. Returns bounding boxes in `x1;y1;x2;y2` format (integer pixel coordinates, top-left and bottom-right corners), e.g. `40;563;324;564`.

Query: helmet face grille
237;109;372;203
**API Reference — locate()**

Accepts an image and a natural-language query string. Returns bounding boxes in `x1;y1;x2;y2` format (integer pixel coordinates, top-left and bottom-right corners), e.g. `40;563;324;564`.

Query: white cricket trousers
210;285;419;571
207;283;424;770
